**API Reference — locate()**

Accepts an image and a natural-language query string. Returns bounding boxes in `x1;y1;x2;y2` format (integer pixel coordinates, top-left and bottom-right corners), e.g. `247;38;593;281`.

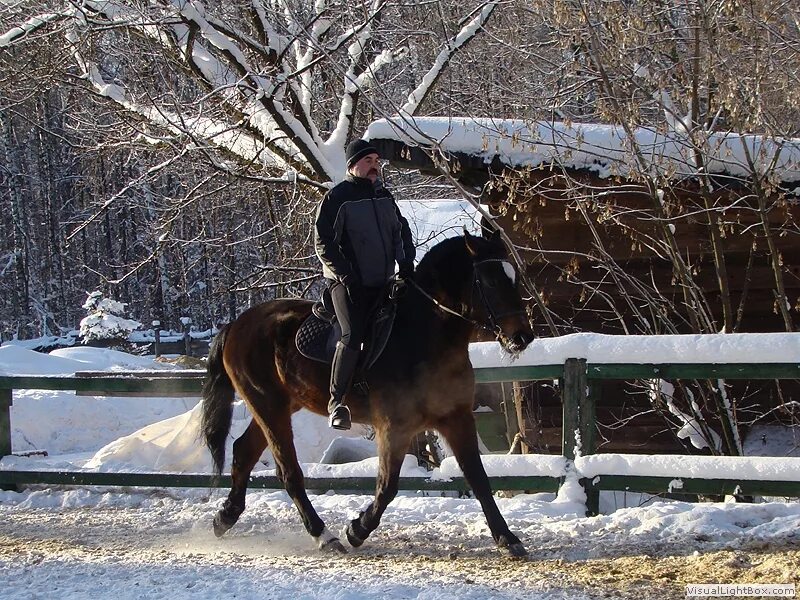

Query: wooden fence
1;359;799;515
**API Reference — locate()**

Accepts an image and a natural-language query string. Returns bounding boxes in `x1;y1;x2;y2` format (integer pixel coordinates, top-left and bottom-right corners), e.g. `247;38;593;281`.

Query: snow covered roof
366;117;800;189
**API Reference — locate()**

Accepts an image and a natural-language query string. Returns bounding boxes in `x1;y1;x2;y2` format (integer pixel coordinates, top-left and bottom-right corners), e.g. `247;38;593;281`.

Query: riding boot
328;341;360;430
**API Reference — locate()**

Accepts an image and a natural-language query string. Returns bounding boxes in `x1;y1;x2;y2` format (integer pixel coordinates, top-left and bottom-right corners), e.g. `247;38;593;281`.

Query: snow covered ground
0;342;798;598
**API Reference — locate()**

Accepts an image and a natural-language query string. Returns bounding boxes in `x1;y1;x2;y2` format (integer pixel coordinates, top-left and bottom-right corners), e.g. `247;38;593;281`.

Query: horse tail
201;323;234;476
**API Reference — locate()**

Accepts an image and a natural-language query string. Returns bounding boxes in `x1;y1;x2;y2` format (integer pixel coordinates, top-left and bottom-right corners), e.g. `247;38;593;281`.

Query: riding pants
328;281;381;409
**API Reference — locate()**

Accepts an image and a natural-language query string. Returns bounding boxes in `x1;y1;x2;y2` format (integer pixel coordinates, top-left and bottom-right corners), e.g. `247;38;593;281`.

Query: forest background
1;0;799;343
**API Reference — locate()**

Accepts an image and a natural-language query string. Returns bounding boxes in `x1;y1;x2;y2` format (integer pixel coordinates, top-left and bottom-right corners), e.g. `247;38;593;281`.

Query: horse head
464;230;535;355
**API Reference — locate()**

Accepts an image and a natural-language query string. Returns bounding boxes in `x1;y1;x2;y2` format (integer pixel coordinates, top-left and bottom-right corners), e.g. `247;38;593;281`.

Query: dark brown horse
201;231;535;556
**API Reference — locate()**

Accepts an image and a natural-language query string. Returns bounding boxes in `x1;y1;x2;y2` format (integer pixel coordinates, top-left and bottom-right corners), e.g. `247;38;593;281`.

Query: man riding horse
314;139;416;430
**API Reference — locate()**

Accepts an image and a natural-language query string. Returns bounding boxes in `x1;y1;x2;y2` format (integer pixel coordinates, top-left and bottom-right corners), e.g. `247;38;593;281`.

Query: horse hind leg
436;409;527;558
213;418;266;537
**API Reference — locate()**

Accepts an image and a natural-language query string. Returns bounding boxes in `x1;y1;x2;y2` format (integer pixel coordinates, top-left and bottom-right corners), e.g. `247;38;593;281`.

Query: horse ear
463;228;480;256
488;228;502;245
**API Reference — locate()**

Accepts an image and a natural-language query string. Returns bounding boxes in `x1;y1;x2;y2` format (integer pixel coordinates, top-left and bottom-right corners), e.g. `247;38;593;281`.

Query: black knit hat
345;139;379;168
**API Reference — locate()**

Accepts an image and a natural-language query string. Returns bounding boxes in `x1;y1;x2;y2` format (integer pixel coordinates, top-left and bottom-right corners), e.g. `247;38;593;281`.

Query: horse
200;230;535;557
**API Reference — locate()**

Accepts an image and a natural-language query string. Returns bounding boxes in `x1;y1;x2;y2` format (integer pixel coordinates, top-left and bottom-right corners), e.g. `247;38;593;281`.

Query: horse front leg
345;426;411;548
436;410;528;558
213;419;266;537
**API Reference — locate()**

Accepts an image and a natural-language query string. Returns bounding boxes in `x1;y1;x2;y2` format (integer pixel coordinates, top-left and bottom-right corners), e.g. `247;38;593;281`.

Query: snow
0;345;89;376
399;4;498;116
575;454;800;482
80;401;365;474
1;337;799;597
366;117;800;186
48;347;175;372
437;455;568;479
396;198;481;256
0;12;62;46
468;331;800;368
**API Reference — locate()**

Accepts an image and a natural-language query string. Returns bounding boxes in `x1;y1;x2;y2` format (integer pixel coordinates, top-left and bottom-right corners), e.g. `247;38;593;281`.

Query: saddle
295;284;397;374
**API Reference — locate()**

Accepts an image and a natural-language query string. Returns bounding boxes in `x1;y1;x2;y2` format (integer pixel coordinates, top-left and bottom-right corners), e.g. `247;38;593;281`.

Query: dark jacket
314;175;415;288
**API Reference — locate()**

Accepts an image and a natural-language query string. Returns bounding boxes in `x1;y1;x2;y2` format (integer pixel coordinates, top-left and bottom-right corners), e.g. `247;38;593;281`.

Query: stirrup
328;405;351;430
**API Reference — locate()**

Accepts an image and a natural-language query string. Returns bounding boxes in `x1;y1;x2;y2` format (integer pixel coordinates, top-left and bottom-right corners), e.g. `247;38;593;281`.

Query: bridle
408;258;527;337
471;259;528;335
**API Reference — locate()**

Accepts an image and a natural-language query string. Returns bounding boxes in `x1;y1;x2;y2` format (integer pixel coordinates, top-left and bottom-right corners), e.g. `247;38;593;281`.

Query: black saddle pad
295;298;396;369
296;313;341;363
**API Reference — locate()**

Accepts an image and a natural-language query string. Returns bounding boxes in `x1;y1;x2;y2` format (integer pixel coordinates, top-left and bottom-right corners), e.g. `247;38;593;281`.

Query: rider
314;139;416;430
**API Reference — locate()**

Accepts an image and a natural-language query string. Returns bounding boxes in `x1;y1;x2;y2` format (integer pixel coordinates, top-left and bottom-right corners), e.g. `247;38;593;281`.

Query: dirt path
1;500;797;599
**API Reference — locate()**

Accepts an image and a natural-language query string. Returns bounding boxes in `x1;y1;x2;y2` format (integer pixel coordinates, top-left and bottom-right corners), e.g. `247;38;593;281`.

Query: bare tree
0;0;500;336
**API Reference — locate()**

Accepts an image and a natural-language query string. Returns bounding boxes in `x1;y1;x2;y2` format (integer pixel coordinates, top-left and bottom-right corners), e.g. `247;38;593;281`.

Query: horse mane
415;236;472;279
415;233;507;284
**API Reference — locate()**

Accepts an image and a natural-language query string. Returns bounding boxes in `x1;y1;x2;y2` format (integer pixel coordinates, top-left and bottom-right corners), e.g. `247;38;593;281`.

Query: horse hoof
344;522;365;548
319;538;348;554
500;541;528;558
212;513;234;538
316;528;348;554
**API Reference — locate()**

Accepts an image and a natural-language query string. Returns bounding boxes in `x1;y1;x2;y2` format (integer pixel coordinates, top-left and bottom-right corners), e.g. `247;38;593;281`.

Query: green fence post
561;358;586;460
0;387;13;491
584;380;600;516
0;387;11;458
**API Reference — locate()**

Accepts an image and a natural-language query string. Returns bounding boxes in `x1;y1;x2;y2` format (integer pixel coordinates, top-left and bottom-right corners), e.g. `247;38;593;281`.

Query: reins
408;278;486;328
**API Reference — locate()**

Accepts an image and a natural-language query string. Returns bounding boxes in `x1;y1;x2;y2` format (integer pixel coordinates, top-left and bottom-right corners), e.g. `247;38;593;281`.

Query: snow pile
83;401;364;473
0;345;89;376
301;455;426;479
469;331;800;368
0;344;174;376
367;117;800;185
0;346;191;454
50;347;177;371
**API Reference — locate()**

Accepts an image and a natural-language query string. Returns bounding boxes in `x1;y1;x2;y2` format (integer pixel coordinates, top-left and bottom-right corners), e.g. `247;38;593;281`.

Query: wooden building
367;117;800;455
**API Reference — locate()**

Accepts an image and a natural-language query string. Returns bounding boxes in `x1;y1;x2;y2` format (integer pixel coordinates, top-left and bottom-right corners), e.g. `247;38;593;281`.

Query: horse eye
482;275;500;288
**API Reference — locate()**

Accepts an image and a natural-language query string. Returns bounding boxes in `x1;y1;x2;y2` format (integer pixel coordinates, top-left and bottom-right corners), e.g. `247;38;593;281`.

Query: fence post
0;387;11;458
181;316;191;356
0;387;12;491
512;381;530;454
584;380;600;515
499;382;521;452
152;320;161;357
561;358;587;460
562;358;600;516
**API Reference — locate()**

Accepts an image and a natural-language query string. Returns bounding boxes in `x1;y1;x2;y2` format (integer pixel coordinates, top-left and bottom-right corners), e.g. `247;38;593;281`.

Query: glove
398;261;415;282
390;278;408;300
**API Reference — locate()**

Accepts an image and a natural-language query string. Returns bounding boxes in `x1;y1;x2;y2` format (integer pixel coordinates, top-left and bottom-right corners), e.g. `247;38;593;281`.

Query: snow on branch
0;12;66;47
80;291;142;342
75;53;274;168
400;1;498;117
323;0;387;172
79;0;323;175
2;0;501;184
